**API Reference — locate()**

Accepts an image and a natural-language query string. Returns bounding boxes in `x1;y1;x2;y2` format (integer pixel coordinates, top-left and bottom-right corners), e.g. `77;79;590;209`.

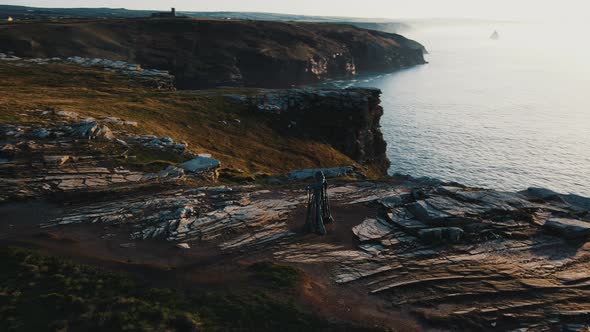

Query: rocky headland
230;87;390;173
1;24;590;332
0;87;388;201
0;17;426;89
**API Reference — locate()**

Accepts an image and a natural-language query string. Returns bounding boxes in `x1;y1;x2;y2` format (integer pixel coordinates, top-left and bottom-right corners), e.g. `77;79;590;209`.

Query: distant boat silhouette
490;30;500;40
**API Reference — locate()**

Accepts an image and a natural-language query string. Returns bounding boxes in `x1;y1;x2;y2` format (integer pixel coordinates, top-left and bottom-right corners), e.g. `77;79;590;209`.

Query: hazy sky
5;0;590;21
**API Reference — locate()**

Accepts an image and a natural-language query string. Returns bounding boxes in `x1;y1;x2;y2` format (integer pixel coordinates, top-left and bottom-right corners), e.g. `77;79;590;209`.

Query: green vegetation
122;145;188;173
1;247;200;331
218;168;256;183
248;262;301;288
0;247;347;331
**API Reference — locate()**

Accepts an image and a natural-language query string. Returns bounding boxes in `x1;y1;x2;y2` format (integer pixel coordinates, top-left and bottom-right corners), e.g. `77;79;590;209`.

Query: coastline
0;18;426;89
0;22;589;331
338;22;590;197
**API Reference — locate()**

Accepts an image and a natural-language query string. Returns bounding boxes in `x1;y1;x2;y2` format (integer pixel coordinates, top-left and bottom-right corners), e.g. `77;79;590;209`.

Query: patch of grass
0;247;347;331
248;262;301;288
0;247;201;332
0;112;23;123
218;167;256;183
68;140;187;173
122;145;188;172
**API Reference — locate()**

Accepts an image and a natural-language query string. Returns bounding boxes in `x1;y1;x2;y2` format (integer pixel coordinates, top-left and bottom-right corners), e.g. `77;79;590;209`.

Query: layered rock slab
0;110;218;201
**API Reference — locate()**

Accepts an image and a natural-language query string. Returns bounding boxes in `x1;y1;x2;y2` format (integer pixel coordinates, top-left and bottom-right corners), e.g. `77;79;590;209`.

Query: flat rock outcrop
179;156;221;173
0;109;219;201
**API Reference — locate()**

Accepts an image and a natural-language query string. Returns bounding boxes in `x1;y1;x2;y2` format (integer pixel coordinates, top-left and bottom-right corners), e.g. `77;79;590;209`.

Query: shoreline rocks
33;174;590;331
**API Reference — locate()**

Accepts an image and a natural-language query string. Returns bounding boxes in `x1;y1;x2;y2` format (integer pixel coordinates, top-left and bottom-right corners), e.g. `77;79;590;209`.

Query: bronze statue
305;171;334;235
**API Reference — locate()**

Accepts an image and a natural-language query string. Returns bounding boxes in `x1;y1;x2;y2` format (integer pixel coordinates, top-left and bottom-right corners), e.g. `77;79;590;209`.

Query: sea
322;21;590;196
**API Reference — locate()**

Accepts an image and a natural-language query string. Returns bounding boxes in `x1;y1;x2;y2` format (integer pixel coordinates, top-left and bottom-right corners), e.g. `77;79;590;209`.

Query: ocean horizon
322;21;590;196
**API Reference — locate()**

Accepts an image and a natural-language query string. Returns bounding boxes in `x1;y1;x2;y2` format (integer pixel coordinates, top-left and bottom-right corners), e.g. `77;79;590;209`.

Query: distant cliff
230;88;390;174
0;18;426;89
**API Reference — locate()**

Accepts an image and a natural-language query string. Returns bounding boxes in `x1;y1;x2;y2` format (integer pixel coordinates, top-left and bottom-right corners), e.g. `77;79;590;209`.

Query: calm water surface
324;22;590;196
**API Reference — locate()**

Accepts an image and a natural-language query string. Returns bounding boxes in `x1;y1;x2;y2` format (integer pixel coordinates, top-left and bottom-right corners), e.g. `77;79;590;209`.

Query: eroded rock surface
44;185;300;251
24;170;590;331
0;53;175;90
0;109;219;201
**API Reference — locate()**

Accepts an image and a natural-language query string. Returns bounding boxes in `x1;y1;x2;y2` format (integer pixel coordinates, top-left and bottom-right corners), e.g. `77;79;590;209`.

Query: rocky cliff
3;39;590;332
0;18;425;89
233;88;390;174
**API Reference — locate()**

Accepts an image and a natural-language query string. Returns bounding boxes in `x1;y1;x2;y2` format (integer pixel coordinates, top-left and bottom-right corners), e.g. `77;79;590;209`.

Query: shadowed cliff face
236;88;390;174
0;18;425;89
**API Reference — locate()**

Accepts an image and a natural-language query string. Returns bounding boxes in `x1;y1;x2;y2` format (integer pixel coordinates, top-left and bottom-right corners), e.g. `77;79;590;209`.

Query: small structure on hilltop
305;171;335;235
151;8;176;18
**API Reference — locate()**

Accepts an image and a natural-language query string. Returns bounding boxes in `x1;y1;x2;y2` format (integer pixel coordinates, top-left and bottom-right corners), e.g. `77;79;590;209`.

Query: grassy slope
0;62;358;175
0;246;354;331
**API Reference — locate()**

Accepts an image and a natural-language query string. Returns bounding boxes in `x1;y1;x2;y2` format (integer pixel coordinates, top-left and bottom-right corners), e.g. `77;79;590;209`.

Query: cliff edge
237;88;390;174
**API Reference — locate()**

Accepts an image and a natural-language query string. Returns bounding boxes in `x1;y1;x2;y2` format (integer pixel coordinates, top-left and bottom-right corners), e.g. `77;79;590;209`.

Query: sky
4;0;590;21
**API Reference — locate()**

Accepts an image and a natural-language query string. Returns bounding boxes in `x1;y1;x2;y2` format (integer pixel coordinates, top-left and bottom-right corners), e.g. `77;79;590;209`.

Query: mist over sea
323;21;590;196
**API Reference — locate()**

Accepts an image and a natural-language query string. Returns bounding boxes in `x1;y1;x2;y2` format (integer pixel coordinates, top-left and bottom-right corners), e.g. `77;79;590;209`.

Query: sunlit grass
0;62;361;176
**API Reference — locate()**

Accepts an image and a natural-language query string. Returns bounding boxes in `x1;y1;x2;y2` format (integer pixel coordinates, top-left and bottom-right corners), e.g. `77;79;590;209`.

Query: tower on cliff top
150;8;177;18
